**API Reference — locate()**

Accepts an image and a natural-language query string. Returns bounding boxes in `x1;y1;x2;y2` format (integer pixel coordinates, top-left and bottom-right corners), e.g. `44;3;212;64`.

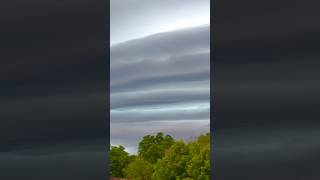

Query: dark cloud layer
213;0;320;179
0;0;108;179
110;26;210;152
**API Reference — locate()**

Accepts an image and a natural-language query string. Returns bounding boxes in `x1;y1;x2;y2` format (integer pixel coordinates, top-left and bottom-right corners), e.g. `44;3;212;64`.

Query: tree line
110;132;210;180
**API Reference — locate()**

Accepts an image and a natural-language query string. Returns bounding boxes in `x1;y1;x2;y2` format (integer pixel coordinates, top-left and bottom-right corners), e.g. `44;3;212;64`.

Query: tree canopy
110;145;131;177
138;132;175;163
124;157;153;180
109;132;210;180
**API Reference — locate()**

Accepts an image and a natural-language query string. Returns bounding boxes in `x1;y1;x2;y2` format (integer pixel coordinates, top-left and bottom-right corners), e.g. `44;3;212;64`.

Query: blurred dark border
210;0;215;179
213;0;320;179
0;0;109;179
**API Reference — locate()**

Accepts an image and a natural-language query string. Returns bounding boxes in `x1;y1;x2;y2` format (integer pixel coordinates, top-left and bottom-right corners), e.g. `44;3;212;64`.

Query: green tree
109;132;210;180
152;133;210;180
186;133;210;180
124;158;154;180
186;143;210;180
152;141;191;180
129;154;137;162
197;133;210;146
138;132;174;163
110;145;130;177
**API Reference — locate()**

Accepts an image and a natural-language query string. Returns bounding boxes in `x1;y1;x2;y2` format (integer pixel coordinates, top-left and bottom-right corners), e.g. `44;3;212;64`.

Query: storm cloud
110;26;210;152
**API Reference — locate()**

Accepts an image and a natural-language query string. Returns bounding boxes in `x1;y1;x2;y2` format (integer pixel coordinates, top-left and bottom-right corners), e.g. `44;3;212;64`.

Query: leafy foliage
110;145;131;177
124;158;154;180
109;132;210;180
186;133;210;180
138;132;174;163
152;141;190;180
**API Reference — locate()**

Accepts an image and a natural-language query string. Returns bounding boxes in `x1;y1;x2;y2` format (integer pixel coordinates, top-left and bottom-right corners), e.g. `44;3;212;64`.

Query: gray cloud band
111;26;210;122
110;25;210;152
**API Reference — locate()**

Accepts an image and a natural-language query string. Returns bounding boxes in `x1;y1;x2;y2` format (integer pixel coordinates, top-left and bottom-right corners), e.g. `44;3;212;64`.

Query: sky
110;0;210;154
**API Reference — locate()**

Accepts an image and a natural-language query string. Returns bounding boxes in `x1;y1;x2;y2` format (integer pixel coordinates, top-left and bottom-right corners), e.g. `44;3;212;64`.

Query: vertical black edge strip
106;0;110;179
0;0;109;179
210;0;216;179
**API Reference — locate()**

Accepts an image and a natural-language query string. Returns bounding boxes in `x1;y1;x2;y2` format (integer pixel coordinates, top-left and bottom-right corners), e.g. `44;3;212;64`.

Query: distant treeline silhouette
110;132;210;180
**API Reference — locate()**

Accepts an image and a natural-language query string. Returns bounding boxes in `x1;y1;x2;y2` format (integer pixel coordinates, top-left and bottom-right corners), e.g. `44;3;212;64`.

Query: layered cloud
110;25;210;152
110;0;210;44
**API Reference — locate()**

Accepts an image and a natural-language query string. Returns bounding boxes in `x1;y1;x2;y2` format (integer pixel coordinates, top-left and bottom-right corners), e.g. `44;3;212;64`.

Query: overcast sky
110;0;210;153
